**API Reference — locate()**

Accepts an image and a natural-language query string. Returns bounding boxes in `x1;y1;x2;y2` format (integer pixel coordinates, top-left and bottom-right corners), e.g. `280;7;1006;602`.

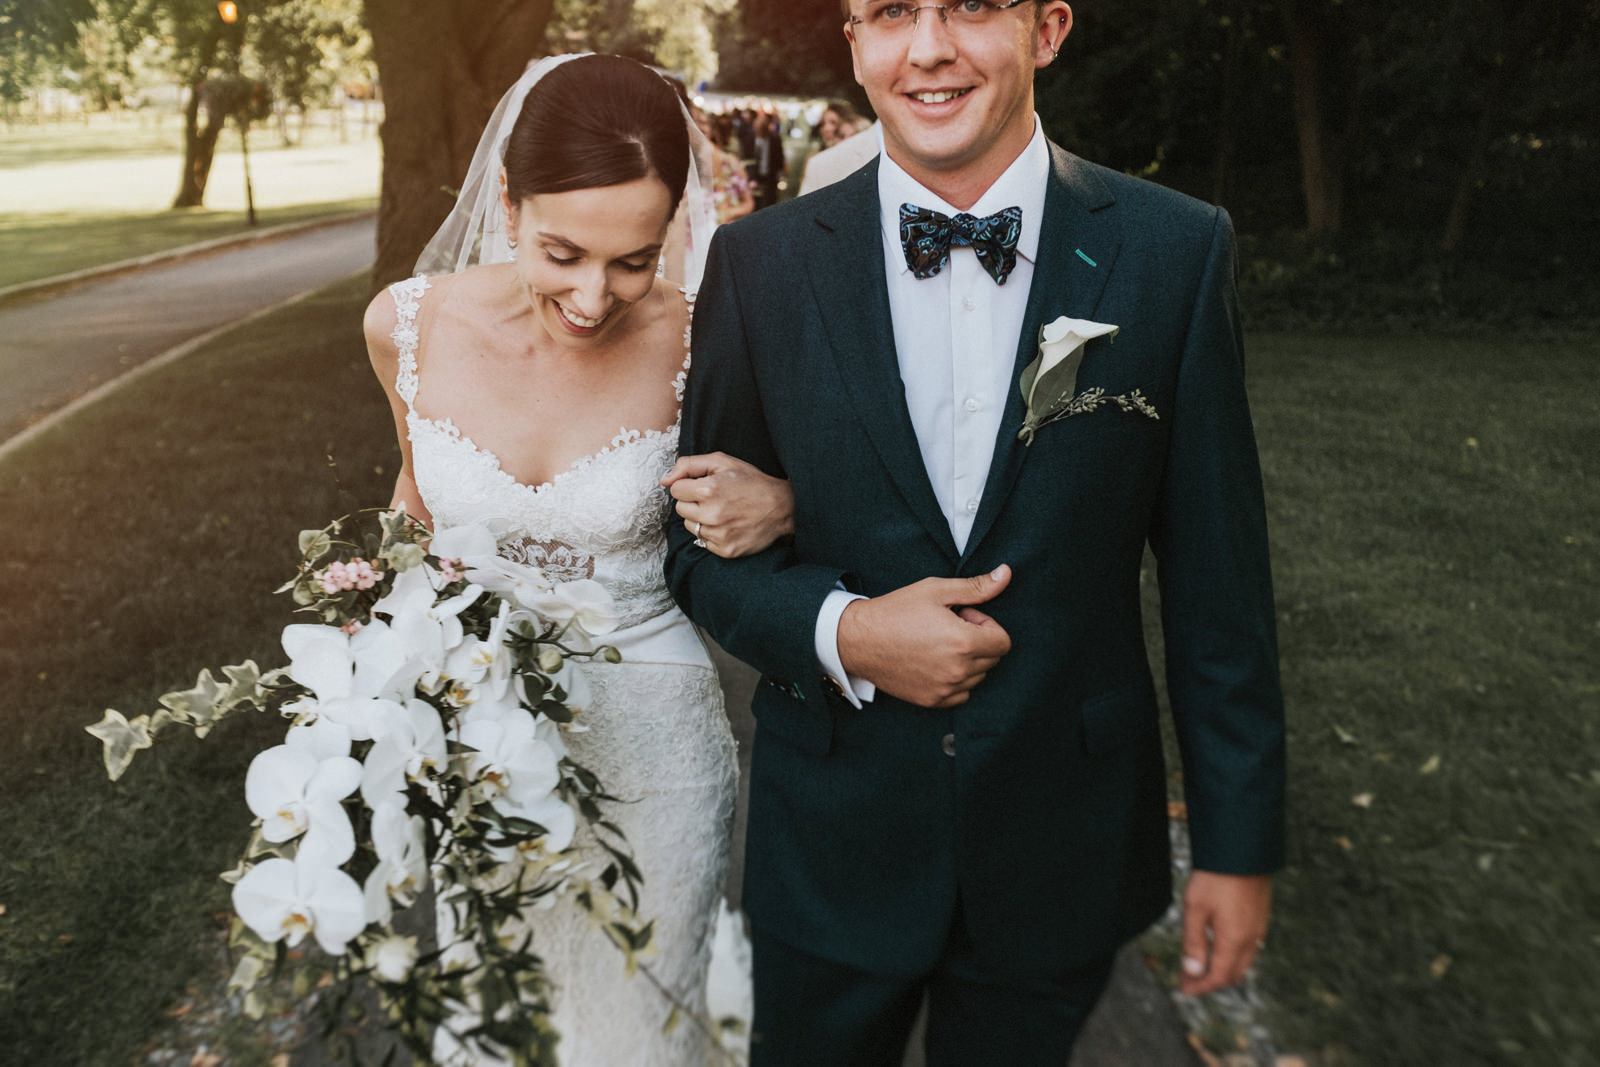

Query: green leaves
85;709;153;781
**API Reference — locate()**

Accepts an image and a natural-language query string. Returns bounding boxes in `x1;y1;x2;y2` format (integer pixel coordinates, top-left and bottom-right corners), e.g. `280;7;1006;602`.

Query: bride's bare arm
363;288;434;529
660;452;794;559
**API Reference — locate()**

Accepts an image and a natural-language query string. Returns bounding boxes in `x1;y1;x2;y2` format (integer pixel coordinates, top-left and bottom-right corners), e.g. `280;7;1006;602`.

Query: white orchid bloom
359;698;448;809
441;598;515;704
284;620;414;702
284;714;351;760
370;565;483;688
497;790;577;857
527;578;619;637
245;745;362;865
544;656;594;721
458;709;560;809
232;853;367;955
362;802;428;924
366;933;420;983
428;524;501;565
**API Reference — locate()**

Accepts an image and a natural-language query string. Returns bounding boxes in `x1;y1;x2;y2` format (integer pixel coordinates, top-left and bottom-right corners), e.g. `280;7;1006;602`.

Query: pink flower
339;619;364;636
315;559;384;595
438;558;465;584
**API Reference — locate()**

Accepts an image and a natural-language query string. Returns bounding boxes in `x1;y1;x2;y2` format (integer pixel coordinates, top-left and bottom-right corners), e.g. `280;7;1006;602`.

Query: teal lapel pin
1074;248;1097;267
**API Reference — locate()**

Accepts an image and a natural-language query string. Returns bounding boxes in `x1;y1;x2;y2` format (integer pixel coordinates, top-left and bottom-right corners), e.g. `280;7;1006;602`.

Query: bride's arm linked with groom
665;0;1285;1062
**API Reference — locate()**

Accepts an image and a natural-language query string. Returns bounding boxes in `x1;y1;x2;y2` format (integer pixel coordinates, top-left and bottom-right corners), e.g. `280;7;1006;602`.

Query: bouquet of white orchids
87;508;652;1065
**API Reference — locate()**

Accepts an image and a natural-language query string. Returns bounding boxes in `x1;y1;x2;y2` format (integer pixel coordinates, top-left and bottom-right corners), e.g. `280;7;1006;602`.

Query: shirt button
966;498;979;514
941;733;956;757
963;296;976;312
964;397;980;413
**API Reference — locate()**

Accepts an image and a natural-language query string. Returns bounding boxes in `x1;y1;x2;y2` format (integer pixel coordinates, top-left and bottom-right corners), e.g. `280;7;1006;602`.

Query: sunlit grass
0;112;379;288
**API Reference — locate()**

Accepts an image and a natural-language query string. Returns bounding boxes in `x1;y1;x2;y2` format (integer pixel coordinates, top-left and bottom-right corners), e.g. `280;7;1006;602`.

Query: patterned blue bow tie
899;203;1023;285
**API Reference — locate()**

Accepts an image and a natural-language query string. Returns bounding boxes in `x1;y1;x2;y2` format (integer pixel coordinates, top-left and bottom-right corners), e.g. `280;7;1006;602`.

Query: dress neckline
407;409;676;499
390;274;693;498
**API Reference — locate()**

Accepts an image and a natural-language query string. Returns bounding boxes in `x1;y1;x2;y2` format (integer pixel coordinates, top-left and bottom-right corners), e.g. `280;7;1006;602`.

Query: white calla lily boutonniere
1017;317;1159;445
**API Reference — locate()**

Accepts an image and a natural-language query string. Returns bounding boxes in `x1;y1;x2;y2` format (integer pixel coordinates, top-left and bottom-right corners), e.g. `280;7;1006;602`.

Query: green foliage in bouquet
87;507;652;1066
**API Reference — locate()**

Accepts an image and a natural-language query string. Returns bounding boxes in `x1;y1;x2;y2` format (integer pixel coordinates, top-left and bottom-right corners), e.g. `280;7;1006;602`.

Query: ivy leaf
85;710;153;781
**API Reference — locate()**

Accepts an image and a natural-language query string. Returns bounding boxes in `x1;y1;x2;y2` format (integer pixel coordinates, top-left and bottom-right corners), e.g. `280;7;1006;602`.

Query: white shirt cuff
814;588;875;708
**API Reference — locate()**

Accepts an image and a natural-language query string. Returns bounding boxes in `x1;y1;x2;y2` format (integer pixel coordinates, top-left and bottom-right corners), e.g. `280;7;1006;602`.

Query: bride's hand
661;452;794;559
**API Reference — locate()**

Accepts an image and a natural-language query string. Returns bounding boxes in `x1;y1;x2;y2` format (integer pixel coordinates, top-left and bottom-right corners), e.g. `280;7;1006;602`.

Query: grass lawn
0;276;1594;1062
0;275;394;1062
0;112;379;289
1240;333;1600;1065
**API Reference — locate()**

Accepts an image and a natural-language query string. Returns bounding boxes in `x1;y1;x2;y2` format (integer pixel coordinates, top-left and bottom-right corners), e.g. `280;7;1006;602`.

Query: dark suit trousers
748;908;1116;1067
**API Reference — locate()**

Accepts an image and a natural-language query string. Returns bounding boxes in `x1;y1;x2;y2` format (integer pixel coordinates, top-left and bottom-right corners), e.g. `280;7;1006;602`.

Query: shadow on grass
0;275;394;1063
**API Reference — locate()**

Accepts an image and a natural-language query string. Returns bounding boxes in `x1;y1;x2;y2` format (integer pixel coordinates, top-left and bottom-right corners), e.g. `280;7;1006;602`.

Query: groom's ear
1036;2;1073;68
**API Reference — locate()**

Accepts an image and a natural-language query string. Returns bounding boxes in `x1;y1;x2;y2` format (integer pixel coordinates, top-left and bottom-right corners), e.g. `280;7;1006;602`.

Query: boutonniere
1017;317;1159;445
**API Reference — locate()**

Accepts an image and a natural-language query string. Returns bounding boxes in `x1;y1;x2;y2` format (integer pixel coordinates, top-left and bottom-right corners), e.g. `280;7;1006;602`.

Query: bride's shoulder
363;282;403;369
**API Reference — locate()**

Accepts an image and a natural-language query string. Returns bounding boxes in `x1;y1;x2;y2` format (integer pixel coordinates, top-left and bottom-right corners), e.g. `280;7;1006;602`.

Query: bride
362;54;791;1064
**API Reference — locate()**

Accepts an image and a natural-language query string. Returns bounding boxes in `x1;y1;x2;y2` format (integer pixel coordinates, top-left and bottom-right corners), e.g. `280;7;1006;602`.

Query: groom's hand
1179;870;1273;996
837;566;1013;708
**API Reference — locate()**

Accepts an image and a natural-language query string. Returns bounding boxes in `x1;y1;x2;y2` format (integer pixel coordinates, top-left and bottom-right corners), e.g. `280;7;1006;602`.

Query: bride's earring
656;253;666;278
506;234;518;262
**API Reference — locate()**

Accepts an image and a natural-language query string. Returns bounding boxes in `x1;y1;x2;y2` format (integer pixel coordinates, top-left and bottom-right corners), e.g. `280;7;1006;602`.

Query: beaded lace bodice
389;275;690;632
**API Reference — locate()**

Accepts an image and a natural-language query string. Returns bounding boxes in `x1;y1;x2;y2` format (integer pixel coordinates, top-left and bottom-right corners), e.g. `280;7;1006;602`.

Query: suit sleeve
665;227;851;709
1147;206;1288;875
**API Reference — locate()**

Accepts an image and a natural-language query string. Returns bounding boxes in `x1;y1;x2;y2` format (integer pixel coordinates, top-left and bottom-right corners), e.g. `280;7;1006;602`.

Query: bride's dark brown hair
503;55;690;220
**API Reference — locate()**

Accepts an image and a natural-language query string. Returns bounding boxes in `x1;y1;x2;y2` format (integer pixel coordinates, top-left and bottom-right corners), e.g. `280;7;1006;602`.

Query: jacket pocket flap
1080;679;1160;754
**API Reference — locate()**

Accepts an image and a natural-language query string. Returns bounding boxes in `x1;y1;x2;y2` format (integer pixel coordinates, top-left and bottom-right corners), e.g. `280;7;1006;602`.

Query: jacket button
941;733;956;757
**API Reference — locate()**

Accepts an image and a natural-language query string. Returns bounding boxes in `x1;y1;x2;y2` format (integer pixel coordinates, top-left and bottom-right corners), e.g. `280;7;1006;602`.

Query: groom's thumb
961;564;1010;605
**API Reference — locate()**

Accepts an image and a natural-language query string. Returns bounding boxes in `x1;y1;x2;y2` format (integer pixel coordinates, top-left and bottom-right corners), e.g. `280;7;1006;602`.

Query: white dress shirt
814;118;1052;707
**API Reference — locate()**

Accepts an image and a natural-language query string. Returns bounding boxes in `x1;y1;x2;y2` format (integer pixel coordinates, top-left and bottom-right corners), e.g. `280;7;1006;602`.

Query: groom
665;0;1285;1061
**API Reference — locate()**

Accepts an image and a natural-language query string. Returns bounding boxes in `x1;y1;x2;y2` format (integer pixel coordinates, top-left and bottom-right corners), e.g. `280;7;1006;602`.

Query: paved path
0;215;375;443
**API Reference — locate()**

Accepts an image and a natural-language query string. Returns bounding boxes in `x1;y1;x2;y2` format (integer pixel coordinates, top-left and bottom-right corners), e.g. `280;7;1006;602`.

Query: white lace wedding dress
388;276;744;1066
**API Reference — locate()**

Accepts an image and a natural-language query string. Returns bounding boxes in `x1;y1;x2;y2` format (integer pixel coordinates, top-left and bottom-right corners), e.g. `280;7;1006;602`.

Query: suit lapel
960;145;1123;569
803;163;961;563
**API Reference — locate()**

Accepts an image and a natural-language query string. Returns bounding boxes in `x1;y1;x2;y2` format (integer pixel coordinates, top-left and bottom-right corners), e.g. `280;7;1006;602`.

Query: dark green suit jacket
665;145;1286;977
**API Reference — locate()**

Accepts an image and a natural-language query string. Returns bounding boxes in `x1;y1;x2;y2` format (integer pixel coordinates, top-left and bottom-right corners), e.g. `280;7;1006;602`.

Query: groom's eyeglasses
847;0;1032;36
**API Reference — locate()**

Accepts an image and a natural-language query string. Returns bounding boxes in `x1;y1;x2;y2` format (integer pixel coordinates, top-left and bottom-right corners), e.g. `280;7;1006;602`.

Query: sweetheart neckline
407;410;677;498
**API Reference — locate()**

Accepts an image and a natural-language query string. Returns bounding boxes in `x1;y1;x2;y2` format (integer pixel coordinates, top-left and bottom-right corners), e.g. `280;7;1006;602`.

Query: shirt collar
878;115;1049;274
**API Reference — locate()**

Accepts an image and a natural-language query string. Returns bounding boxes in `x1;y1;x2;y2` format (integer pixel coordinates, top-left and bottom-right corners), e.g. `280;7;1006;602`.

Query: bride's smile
502;175;674;348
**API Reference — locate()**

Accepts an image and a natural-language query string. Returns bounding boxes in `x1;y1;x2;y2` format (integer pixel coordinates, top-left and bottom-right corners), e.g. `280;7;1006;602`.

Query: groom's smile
846;0;1072;206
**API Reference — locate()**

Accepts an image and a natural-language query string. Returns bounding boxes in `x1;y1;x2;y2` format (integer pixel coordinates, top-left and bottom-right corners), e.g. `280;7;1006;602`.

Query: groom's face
846;0;1070;201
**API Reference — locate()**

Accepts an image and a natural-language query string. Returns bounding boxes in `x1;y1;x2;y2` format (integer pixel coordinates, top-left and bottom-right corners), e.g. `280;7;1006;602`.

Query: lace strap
674;287;695;405
389;275;431;409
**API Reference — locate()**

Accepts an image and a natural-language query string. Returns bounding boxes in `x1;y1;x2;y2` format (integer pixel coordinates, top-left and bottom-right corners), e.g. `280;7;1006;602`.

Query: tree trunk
363;0;556;288
172;22;225;209
173;95;226;207
1282;0;1347;237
